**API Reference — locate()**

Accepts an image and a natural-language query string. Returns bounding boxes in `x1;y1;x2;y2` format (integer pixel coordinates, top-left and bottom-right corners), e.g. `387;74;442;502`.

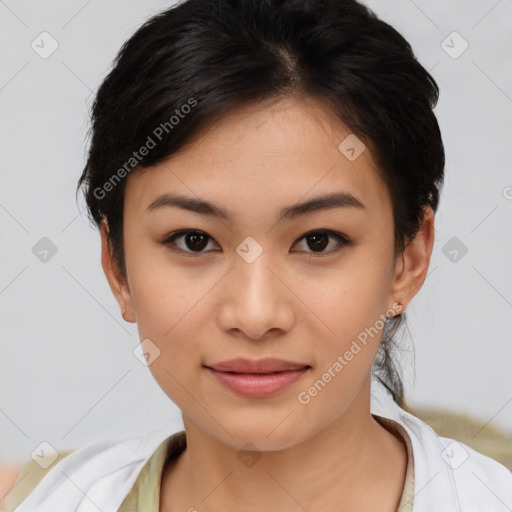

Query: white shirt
12;404;512;512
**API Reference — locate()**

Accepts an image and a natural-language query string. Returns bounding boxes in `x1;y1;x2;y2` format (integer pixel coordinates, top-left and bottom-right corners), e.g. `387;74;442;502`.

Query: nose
216;249;294;341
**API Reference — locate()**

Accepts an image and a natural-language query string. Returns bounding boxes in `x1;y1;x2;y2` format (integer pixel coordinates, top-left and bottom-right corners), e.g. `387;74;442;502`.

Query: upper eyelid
165;228;346;242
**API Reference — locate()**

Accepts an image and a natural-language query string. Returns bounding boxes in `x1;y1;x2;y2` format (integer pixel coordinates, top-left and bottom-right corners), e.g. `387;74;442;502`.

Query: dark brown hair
76;0;445;409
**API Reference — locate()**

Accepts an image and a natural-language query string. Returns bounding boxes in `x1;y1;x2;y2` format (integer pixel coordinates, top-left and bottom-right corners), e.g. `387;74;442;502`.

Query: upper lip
206;358;310;373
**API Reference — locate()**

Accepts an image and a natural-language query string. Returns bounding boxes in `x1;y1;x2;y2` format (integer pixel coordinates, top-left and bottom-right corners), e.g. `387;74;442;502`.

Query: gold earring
387;301;403;318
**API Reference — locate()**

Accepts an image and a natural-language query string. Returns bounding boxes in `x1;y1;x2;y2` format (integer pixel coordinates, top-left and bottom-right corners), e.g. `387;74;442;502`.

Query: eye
162;230;219;256
292;229;353;257
162;229;352;257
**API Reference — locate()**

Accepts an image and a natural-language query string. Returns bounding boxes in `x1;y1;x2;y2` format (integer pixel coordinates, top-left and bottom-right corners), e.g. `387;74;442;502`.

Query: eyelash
161;229;353;258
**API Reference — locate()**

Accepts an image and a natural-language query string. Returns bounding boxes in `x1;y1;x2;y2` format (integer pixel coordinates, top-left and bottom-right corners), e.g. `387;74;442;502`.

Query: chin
206;416;308;452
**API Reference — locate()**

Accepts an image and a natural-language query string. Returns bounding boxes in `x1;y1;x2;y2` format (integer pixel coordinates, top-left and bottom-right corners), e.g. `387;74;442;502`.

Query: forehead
124;96;391;221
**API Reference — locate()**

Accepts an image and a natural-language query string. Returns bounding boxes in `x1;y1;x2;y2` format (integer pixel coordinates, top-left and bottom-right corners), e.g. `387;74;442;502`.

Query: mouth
204;358;311;398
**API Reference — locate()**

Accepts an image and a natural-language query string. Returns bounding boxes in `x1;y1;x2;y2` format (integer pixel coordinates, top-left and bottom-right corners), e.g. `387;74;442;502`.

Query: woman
3;0;512;510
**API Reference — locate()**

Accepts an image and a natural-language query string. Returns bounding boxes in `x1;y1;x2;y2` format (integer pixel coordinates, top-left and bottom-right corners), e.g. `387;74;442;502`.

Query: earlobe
389;206;436;311
100;219;135;322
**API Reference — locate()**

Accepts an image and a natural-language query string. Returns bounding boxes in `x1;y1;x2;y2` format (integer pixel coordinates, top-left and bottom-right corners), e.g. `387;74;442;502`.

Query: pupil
308;233;328;251
187;232;208;251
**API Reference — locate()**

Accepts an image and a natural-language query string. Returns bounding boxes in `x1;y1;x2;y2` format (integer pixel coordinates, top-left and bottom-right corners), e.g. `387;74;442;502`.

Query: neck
160;380;407;512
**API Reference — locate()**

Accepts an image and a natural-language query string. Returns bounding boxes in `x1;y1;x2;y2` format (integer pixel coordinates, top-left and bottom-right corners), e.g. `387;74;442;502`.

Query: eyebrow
145;191;365;221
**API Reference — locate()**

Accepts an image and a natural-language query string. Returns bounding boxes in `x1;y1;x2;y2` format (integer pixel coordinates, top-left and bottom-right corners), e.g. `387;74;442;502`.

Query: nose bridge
222;242;291;338
235;245;276;309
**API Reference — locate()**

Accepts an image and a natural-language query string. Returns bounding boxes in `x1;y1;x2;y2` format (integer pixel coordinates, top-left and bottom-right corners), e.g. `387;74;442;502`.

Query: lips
204;358;311;398
206;357;310;373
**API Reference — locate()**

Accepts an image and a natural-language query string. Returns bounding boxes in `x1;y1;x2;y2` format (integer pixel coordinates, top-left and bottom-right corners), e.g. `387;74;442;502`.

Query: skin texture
101;95;435;511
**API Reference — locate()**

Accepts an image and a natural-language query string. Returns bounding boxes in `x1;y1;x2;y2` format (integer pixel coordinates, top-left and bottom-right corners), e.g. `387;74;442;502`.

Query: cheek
125;239;195;334
303;254;392;369
131;264;206;403
131;273;205;346
127;258;216;388
296;271;389;415
309;254;391;326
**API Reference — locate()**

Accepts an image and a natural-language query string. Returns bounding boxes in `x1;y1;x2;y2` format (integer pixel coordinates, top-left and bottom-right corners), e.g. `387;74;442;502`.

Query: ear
100;218;135;322
389;206;436;313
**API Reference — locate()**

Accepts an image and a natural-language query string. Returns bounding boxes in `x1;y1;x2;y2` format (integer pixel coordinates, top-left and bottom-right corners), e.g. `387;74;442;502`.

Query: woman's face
102;96;428;450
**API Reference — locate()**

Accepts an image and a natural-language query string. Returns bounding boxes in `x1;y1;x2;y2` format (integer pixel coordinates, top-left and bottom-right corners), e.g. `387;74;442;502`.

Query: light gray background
1;0;511;463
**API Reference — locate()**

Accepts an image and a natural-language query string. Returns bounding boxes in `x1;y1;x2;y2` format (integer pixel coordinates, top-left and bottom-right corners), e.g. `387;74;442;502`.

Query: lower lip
206;367;309;398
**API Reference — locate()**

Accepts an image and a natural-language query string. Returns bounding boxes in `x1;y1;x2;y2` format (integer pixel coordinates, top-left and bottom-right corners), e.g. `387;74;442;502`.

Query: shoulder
1;451;74;512
4;431;172;512
437;434;512;494
394;407;512;511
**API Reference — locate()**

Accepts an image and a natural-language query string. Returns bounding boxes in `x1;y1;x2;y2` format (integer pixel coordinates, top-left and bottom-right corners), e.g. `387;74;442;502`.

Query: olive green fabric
117;430;186;511
375;416;415;512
